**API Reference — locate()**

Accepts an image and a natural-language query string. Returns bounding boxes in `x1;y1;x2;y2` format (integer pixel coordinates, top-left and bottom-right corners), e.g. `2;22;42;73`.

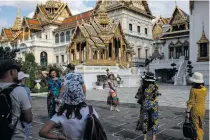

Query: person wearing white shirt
39;64;98;140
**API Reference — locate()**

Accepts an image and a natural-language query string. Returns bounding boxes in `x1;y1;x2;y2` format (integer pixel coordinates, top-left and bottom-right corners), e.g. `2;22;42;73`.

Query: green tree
0;46;19;60
20;53;41;89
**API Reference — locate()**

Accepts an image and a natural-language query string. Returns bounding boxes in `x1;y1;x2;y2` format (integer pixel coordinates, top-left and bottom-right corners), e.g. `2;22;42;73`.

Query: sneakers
110;106;120;112
114;107;120;112
110;106;114;111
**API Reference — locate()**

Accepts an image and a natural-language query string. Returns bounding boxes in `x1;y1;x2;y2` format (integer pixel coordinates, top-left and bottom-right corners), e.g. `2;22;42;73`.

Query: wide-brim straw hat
143;72;156;82
189;72;204;84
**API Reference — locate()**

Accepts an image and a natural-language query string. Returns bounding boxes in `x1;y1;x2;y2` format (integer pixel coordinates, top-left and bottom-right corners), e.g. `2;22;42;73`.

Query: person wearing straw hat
186;72;207;140
107;73;120;111
17;71;31;140
136;72;159;140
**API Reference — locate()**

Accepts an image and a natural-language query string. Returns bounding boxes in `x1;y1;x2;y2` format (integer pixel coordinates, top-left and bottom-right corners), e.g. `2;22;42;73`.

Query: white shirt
51;106;99;140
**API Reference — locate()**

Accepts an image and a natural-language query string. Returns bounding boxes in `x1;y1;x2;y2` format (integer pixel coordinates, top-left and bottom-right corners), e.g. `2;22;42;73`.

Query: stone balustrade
151;56;185;65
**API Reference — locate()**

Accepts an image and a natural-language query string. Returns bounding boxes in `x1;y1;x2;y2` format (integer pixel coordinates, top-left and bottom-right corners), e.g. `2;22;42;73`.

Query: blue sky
0;0;189;29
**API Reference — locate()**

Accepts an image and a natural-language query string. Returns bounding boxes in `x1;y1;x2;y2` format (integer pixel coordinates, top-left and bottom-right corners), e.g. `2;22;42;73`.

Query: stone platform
30;97;209;140
75;65;141;89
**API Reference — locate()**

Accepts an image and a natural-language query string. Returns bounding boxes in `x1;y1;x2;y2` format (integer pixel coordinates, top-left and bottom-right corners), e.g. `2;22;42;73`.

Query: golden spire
12;5;22;31
97;0;109;25
197;22;209;44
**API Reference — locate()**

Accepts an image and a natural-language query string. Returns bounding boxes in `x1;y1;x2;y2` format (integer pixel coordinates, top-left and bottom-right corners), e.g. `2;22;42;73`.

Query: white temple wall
189;1;209;85
190;1;209;63
163;37;189;59
42;25;58;41
33;47;55;65
107;8;153;59
54;45;68;64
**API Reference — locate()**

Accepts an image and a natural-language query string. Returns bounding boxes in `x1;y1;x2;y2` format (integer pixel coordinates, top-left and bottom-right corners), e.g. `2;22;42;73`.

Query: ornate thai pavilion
150;5;190;85
67;2;134;67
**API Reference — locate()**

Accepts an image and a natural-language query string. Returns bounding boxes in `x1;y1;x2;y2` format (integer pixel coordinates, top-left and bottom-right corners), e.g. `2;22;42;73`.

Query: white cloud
0;0;94;16
0;19;11;29
0;1;38;10
27;12;34;18
66;0;94;15
148;0;189;18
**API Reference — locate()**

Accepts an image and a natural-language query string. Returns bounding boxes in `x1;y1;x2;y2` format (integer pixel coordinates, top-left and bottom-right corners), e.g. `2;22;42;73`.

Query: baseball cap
0;59;21;74
18;71;29;80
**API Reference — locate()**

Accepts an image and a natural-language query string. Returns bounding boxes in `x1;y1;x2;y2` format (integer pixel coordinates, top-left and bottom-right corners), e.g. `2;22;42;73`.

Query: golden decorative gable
67;2;134;67
197;25;209;44
170;9;186;25
152;23;162;39
33;1;71;25
95;0;153;17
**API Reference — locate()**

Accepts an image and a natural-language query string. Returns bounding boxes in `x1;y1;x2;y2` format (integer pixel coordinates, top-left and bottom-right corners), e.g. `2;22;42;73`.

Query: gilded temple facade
67;3;134;67
0;0;153;67
150;5;190;85
150;2;209;85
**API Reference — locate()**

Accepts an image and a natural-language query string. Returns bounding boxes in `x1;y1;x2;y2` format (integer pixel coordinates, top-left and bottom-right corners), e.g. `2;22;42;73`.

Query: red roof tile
5;29;13;38
27;19;40;25
62;10;94;25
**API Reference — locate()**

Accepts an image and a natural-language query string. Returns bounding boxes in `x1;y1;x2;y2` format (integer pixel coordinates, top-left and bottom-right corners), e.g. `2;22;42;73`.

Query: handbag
183;117;197;139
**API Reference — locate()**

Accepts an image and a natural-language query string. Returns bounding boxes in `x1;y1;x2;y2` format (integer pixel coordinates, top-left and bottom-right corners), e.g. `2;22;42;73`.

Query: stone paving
30;85;209;140
85;84;209;109
31;85;209;110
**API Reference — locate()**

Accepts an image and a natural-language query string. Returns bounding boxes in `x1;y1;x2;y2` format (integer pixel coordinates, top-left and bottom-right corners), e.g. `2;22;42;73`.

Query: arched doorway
40;51;48;66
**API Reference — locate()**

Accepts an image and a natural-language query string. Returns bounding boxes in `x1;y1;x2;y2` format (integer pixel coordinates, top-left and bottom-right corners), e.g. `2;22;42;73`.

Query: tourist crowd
0;59;208;140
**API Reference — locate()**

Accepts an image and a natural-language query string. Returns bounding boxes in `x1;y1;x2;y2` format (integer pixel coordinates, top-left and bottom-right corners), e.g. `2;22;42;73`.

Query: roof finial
17;4;20;17
12;4;22;31
202;21;204;32
97;0;109;25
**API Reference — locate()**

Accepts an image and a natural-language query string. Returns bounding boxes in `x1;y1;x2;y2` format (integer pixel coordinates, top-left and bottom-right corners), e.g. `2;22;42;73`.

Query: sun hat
189;72;204;84
144;72;156;82
0;59;21;74
18;71;29;80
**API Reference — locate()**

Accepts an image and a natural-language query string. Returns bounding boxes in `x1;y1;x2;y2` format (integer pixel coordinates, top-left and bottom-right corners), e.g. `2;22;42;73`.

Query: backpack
0;84;19;140
84;106;107;140
183;117;197;139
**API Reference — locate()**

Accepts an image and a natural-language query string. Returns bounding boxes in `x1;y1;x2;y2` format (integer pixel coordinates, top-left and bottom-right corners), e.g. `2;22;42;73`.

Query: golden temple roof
97;0;109;25
22;17;43;30
197;23;209;44
168;5;189;25
68;5;130;50
33;0;72;25
95;0;153;18
12;6;22;31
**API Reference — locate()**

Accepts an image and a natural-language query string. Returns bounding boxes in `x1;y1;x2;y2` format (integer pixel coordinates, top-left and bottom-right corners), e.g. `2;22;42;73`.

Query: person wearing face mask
0;60;32;140
17;71;31;140
42;69;62;119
